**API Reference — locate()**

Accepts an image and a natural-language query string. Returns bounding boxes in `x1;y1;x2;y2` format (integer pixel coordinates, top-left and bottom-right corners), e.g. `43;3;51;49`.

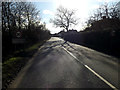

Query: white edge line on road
84;65;117;89
62;47;118;90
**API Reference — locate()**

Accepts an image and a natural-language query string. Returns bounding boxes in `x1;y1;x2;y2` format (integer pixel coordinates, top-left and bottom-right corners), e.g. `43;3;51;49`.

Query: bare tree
101;3;109;18
86;16;95;27
86;2;120;27
23;2;40;30
2;2;13;35
109;3;120;19
50;6;79;31
2;2;41;41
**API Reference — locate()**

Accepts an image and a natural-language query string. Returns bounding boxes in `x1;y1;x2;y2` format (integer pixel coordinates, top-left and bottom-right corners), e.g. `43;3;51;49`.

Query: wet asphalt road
9;37;120;89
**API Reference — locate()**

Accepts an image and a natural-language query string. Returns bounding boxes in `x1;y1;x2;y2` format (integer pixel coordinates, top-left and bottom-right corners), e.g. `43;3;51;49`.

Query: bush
63;29;120;58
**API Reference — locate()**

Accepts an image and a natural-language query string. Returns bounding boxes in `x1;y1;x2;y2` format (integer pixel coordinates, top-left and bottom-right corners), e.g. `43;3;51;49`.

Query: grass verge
2;40;47;89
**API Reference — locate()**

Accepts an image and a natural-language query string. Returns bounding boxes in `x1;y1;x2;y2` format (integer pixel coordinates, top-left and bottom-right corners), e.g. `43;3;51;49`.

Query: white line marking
62;47;118;90
85;65;117;90
62;47;82;63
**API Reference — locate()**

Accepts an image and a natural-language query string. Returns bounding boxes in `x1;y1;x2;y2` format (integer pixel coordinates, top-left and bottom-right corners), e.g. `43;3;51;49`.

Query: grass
2;40;47;89
25;41;44;52
3;57;25;88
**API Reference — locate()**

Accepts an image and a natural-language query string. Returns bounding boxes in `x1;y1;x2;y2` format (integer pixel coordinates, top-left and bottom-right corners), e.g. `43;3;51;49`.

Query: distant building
56;29;78;37
57;30;65;37
67;29;78;34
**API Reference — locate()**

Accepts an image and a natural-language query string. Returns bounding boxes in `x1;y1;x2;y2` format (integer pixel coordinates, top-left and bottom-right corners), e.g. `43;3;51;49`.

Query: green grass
3;57;26;88
25;42;43;52
12;41;45;56
2;40;47;89
4;57;22;66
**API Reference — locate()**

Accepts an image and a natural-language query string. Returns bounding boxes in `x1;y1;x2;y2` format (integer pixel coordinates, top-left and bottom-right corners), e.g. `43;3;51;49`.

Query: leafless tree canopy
86;2;120;27
50;6;79;31
2;2;41;33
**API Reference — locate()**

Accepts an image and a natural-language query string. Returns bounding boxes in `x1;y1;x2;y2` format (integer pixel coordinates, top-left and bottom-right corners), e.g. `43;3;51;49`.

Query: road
9;37;120;89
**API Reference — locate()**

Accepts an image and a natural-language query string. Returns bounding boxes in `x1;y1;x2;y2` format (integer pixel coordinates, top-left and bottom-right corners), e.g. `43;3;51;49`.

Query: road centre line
62;47;84;64
62;47;117;90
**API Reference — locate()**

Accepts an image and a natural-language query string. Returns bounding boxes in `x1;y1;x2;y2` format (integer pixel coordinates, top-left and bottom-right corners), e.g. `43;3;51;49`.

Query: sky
32;0;120;34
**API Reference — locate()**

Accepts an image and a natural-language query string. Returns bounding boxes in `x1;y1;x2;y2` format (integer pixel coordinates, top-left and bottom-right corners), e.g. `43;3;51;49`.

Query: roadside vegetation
52;2;120;58
2;2;51;89
2;40;47;89
2;1;120;89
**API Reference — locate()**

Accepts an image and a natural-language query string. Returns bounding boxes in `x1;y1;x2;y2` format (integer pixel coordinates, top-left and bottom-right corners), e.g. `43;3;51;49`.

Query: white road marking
84;65;117;89
62;47;84;64
62;47;118;90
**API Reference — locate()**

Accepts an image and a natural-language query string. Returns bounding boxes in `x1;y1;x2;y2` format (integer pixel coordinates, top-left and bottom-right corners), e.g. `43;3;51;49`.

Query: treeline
86;2;120;27
63;2;120;58
2;2;50;62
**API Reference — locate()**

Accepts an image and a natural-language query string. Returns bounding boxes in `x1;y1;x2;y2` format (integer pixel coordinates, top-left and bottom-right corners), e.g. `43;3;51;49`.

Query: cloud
46;23;61;34
43;10;54;16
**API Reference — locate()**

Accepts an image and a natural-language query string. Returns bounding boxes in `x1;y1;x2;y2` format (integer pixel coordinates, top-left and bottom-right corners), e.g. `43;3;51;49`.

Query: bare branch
50;6;79;31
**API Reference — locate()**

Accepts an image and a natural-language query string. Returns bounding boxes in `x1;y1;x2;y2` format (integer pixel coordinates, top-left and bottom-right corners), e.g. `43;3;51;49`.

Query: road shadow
65;42;79;51
43;40;78;52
